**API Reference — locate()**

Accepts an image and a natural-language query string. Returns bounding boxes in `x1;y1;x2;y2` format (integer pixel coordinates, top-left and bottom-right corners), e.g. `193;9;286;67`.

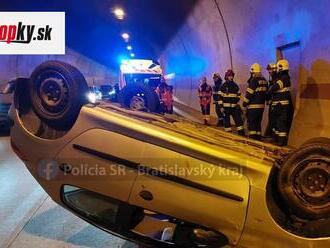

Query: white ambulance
119;59;163;112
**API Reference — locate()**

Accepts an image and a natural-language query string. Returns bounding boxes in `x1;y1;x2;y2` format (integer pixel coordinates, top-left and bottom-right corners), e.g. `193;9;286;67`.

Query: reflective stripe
248;104;264;109
276;87;290;93
223;103;237;108
249;131;257;135
256;131;262;135
246;88;254;94
277;132;287;137
259;80;268;85
237;126;244;131
243;97;250;103
222;93;239;98
217;101;223;104
272;100;290;106
277;80;284;89
225;127;232;132
255;87;267;92
213;91;222;95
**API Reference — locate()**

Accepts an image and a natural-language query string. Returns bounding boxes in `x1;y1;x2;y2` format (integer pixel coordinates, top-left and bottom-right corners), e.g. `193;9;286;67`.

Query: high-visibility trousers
247;108;264;140
265;104;275;138
201;104;211;121
223;107;244;135
215;103;224;123
272;104;291;146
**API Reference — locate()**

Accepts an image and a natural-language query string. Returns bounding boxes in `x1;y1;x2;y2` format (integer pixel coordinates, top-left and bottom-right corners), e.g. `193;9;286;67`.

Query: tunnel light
127;45;133;51
121;33;130;42
130;53;135;58
112;7;125;20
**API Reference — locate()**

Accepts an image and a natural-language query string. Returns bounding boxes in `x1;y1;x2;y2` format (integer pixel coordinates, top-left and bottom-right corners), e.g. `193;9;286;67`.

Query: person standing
265;63;278;138
156;77;174;114
212;73;224;127
198;76;212;125
243;63;268;140
219;70;245;135
267;59;293;146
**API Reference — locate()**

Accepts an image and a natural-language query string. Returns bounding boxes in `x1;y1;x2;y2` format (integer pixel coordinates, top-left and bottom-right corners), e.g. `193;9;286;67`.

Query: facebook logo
37;159;59;181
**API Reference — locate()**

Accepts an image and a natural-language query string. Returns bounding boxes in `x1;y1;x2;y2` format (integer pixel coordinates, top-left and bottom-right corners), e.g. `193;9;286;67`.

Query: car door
55;129;145;203
128;142;250;245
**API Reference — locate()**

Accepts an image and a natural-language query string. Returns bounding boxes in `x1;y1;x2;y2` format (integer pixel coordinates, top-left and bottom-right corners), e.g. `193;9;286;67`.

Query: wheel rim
292;158;330;206
130;95;146;111
35;71;70;116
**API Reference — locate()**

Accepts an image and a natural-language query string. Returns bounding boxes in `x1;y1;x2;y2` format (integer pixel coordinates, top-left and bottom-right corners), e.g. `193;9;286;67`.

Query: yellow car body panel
9;103;330;247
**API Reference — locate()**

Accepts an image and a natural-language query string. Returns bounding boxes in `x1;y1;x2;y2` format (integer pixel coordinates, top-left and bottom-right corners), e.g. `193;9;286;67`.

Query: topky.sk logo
0;12;65;54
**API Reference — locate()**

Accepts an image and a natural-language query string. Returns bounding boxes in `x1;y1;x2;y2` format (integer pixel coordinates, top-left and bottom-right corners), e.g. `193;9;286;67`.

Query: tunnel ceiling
0;0;198;69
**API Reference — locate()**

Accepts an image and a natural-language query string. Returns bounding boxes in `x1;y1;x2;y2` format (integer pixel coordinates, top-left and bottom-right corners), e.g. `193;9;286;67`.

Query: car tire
301;137;330;147
119;84;159;113
29;61;89;130
278;140;330;220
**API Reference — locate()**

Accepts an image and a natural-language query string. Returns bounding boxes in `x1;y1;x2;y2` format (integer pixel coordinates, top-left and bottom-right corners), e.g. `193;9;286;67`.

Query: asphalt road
0;136;137;248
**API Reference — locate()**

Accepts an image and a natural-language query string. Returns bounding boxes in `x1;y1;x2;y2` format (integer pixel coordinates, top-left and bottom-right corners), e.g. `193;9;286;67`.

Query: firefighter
219;70;245;135
243;63;268;140
265;63;277;138
212;73;224;127
198;76;212;125
156;77;174;114
267;59;293;146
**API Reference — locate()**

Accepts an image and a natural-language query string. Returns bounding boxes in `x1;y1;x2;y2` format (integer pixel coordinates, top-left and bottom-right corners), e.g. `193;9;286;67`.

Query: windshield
124;73;161;89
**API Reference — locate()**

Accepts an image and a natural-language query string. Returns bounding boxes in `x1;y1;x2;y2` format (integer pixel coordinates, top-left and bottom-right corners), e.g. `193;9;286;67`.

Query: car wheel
119;84;159;112
29;61;89;130
278;141;330;220
129;95;147;111
301;137;330;147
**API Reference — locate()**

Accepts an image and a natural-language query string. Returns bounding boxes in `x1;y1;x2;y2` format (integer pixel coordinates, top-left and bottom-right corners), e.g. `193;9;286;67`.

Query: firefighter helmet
250;63;262;74
267;63;277;71
277;59;289;72
225;69;235;80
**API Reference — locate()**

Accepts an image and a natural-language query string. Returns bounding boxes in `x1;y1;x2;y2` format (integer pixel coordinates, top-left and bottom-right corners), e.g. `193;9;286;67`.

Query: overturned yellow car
6;61;330;247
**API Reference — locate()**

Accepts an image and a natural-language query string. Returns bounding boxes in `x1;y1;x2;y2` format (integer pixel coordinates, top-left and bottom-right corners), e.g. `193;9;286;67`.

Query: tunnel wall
0;47;117;86
160;0;330;147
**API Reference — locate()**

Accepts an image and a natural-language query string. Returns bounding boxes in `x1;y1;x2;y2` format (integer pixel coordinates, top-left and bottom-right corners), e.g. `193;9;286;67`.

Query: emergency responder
243;63;268;140
267;59;293;146
156;77;174;114
212;73;224;127
219;70;245;135
198;76;213;125
265;63;277;138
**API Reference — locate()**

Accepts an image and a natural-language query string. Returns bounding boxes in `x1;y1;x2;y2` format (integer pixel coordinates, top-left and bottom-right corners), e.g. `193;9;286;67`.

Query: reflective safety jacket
268;71;292;106
198;83;213;107
266;75;278;102
212;78;223;103
156;83;173;108
219;80;241;109
243;75;268;109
